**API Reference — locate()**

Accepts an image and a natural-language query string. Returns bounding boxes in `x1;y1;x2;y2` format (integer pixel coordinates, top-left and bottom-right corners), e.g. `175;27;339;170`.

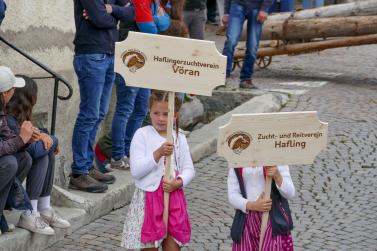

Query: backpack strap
234;168;247;199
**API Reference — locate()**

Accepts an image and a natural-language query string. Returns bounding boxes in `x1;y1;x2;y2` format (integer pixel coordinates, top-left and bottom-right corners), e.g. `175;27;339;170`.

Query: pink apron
141;177;191;244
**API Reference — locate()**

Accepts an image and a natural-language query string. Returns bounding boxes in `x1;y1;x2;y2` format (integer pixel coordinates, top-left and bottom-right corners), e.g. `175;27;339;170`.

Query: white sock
23;200;38;216
38;196;51;211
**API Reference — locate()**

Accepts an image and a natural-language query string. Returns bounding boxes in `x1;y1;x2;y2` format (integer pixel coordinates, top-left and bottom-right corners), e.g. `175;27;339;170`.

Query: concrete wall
0;0;78;186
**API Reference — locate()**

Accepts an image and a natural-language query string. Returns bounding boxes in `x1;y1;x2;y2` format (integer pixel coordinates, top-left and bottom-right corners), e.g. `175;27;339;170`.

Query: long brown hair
6;75;38;125
149;90;182;137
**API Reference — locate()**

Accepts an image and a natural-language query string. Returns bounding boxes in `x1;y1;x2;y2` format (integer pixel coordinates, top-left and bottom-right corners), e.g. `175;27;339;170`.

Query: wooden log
234;34;377;60
259;16;377;41
218;0;377;40
258;34;377;57
268;0;377;22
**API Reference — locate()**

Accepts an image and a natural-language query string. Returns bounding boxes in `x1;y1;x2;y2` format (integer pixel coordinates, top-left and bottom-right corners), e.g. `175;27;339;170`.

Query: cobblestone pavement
48;36;377;250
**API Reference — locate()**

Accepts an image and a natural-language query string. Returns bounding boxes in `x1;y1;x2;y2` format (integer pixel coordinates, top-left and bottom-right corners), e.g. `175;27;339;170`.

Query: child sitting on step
7;75;70;235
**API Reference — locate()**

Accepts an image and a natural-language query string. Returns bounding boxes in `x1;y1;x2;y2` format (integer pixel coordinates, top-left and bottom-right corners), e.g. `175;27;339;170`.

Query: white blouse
227;165;295;213
130;125;195;192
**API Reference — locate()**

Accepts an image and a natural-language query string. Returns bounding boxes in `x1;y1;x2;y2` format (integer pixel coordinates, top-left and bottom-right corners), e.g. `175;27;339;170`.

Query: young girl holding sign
228;165;295;250
122;91;195;251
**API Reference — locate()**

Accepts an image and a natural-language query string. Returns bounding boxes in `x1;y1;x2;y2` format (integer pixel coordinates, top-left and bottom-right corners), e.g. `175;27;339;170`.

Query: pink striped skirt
232;211;294;251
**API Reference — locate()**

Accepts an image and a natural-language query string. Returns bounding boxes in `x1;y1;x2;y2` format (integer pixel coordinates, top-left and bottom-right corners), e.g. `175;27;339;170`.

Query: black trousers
0;152;32;218
26;152;55;200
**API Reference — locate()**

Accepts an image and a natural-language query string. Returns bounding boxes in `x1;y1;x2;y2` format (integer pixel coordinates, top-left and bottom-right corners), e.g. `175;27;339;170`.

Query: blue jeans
71;54;115;175
111;73;150;160
222;4;263;81
269;0;295;13
303;0;324;9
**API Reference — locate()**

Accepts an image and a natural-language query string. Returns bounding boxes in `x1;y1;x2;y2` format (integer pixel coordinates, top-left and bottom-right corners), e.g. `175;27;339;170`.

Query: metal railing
0;35;73;135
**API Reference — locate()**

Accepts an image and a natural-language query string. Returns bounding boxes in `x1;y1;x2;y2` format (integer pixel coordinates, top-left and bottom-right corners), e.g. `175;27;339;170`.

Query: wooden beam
234;34;377;60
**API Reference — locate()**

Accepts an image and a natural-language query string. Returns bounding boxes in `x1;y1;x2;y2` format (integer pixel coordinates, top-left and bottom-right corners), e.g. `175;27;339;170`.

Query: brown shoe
239;80;258;89
69;175;108;193
89;168;116;184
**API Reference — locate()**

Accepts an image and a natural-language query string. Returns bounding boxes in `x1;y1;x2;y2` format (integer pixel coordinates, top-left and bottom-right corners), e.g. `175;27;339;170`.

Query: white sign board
217;111;328;167
115;32;226;96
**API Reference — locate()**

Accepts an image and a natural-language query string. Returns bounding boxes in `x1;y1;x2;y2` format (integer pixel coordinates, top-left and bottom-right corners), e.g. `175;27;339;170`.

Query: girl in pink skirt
122;91;195;251
228;166;296;251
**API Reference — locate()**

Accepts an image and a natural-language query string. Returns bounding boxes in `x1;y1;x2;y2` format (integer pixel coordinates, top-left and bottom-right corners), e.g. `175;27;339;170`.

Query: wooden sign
217;111;328;167
115;31;226;96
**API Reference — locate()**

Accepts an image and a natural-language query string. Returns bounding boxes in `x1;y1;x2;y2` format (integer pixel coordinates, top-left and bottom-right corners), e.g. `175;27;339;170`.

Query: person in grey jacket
222;0;273;89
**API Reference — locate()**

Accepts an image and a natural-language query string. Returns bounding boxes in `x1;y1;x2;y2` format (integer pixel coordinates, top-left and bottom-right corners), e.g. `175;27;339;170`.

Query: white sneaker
18;212;55;235
40;208;71;229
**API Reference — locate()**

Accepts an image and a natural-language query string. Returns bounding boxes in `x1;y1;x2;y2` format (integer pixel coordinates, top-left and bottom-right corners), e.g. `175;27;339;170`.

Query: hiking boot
89;168;116;184
40;208;71;229
239;80;258;89
18;211;55;235
69;175;108;193
111;156;130;170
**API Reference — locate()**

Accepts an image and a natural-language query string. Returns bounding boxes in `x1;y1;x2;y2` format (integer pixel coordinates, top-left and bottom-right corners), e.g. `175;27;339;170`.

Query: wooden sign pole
163;91;175;229
259;174;272;251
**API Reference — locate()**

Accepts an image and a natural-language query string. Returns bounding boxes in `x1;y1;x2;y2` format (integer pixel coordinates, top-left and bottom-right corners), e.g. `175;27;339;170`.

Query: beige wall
0;0;79;186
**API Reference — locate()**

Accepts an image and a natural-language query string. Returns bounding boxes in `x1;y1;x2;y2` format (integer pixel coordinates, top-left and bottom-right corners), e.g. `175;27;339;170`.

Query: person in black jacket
70;0;135;193
0;66;32;235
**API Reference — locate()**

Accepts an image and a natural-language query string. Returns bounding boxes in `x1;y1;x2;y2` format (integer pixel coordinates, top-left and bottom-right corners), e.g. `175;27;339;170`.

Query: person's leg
280;0;295;12
111;74;139;161
0;155;17;221
71;53;110;176
18;155;55;235
189;9;207;40
38;153;70;228
269;0;278;13
162;235;180;251
124;88;151;157
183;10;194;38
239;9;263;82
39;152;55;202
207;0;218;23
87;54;115;168
26;155;49;205
302;0;312;9
15;151;32;183
217;0;224;23
222;3;246;78
315;0;324;8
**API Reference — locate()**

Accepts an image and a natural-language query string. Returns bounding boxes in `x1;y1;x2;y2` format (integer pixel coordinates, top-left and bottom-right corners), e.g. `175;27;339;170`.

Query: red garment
141;177;191;244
